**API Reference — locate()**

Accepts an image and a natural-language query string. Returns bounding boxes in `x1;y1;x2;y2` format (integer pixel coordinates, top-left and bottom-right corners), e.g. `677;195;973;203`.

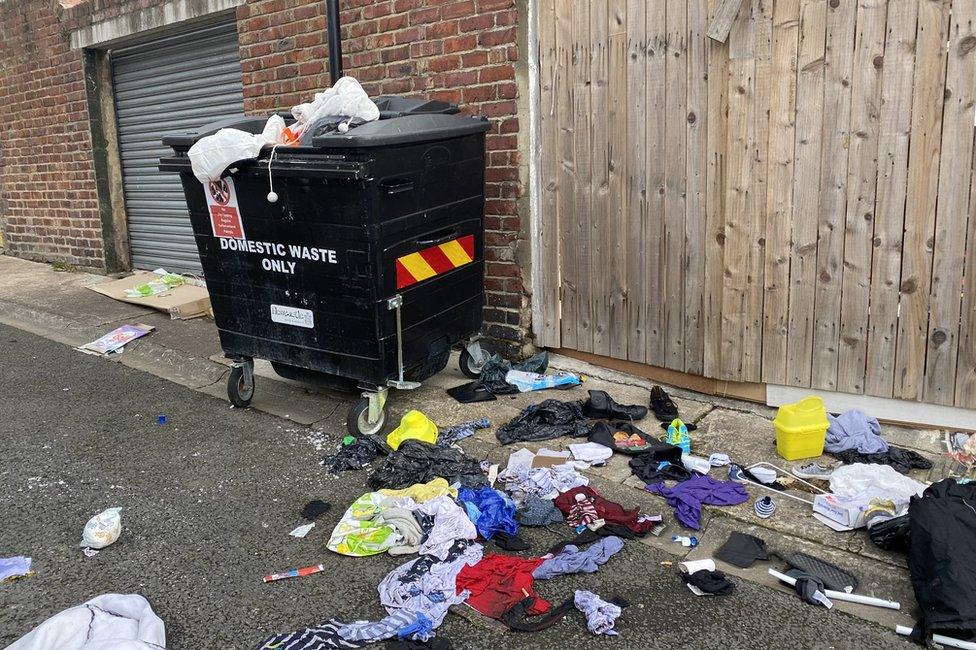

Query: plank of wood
707;0;746;43
760;0;801;385
607;0;629;360
837;0;888;394
534;0;561;348
893;0;949;401
809;0;857;391
863;0;918;398
923;0;976;405
703;0;731;378
626;0;648;363
684;0;709;375
589;0;611;356
742;0;772;382
664;0;689;371
644;0;668;366
785;0;828;387
955;129;976;408
571;0;594;353
718;0;754;380
555;0;577;351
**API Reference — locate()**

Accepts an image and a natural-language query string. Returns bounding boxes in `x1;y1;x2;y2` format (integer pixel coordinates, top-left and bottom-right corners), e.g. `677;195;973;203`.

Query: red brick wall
1;0;527;345
0;0;104;267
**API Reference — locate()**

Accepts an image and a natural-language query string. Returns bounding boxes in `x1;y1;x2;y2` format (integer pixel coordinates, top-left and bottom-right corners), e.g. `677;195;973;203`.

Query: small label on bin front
270;304;314;329
205;177;246;240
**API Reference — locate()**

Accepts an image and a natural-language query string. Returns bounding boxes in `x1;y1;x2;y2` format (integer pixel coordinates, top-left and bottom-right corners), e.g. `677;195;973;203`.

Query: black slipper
649;385;679;422
659;420;697;432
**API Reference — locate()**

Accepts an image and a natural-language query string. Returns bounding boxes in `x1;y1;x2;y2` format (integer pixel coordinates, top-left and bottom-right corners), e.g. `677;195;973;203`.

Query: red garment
455;554;549;619
555;486;654;534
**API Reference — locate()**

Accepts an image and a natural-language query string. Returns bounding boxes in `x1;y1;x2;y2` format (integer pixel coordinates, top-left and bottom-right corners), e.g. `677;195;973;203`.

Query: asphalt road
0;323;913;649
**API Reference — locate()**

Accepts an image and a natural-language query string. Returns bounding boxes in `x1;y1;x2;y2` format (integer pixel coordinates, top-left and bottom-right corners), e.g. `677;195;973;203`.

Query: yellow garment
386;410;438;450
377;477;458;503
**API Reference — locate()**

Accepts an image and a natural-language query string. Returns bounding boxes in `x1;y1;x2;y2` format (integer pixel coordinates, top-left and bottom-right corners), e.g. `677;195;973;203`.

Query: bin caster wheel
459;348;485;379
228;362;254;408
347;397;387;437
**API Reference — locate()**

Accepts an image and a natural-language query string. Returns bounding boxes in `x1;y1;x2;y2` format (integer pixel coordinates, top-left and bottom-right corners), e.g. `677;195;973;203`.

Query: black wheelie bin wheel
347;398;388;437
228;359;255;408
458;348;485;379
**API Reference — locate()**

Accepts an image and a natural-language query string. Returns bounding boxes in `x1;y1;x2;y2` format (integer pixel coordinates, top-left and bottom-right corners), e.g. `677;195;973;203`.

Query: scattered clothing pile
824;409;932;474
646;474;749;530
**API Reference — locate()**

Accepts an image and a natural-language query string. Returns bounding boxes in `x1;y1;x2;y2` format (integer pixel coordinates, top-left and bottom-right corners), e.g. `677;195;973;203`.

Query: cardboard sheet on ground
88;271;212;320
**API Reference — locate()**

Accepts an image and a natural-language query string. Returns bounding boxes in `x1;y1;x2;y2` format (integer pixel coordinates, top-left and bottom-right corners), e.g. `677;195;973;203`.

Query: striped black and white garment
256;619;367;650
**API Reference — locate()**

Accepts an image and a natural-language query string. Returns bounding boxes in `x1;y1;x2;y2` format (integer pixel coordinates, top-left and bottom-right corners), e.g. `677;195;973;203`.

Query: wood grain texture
786;0;828;387
837;0;888;394
719;0;754;380
685;0;709;375
894;0;949;401
535;0;560;348
664;0;689;370
645;0;668;366
707;0;746;43
589;0;611;356
955;131;976;408
864;0;918;398
607;0;629;360
703;0;730;378
571;0;593;353
555;0;577;351
761;0;801;385
626;0;648;363
810;0;856;391
923;0;976;405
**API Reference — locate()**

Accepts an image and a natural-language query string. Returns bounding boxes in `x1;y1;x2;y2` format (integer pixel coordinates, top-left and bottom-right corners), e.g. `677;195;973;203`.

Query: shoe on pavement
791;462;837;480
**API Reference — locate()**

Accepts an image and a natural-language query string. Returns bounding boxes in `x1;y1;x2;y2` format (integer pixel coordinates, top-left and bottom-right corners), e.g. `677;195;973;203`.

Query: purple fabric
825;410;888;454
645;474;749;530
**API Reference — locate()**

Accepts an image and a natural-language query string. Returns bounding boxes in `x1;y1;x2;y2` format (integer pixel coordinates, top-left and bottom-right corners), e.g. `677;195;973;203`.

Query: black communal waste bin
160;98;492;436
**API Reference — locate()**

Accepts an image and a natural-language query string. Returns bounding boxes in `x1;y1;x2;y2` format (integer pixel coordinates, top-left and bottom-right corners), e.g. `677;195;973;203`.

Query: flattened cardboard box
88;271;212;320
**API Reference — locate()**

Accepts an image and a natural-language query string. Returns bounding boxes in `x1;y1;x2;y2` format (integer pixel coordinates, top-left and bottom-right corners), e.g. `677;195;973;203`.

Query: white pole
768;569;901;610
896;626;976;650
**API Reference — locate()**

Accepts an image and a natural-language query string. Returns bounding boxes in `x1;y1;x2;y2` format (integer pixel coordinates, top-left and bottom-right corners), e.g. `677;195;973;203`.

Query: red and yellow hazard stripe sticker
396;234;475;289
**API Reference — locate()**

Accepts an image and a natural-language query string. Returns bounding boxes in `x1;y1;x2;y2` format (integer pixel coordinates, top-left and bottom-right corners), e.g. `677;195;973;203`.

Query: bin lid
311;113;490;148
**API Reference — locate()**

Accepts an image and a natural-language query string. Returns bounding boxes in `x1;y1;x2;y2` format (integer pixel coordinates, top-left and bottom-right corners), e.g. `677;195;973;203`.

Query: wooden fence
534;0;976;408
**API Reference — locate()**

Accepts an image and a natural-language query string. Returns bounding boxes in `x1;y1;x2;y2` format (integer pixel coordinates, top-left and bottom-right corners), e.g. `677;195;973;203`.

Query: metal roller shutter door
112;21;245;273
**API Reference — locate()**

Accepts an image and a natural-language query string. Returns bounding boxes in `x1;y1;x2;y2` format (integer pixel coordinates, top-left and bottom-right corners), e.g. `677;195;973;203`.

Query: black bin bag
908;479;976;644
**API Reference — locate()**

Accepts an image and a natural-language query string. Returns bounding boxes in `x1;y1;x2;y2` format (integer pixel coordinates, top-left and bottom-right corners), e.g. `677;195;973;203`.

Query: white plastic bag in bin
188;115;286;184
80;507;122;549
291;76;379;127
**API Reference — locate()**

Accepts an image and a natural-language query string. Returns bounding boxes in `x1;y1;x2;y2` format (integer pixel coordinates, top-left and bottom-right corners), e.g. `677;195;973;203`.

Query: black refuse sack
479;351;549;395
368;440;487;490
495;399;590;445
322;435;387;473
868;514;910;553
908;479;976;643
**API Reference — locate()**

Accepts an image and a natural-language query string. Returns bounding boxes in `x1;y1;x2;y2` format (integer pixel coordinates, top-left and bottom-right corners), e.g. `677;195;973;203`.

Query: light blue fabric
532;536;624;579
574;590;622;636
0;556;31;581
825;410;888;454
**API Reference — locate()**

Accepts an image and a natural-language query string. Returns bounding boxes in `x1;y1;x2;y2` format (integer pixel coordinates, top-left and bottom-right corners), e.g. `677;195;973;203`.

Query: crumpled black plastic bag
321;435;387;473
495;399;589;444
368;440;487;490
868;514;910;553
478;351;549;395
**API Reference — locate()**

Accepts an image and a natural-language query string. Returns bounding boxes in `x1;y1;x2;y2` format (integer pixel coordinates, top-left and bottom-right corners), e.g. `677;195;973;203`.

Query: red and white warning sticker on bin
206;177;246;240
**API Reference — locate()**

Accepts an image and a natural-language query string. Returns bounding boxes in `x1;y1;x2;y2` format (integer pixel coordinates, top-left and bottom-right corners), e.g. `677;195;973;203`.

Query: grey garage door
112;21;245;273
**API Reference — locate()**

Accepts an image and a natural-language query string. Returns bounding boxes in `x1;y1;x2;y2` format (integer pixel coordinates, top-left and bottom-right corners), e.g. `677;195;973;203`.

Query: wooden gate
534;0;976;409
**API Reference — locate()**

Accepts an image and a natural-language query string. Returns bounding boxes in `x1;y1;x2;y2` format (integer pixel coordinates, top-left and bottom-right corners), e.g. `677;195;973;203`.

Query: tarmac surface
0;323;915;649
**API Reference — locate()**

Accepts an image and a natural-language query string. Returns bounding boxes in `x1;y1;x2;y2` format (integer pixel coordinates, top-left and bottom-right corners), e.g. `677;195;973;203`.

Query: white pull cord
266;144;280;203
